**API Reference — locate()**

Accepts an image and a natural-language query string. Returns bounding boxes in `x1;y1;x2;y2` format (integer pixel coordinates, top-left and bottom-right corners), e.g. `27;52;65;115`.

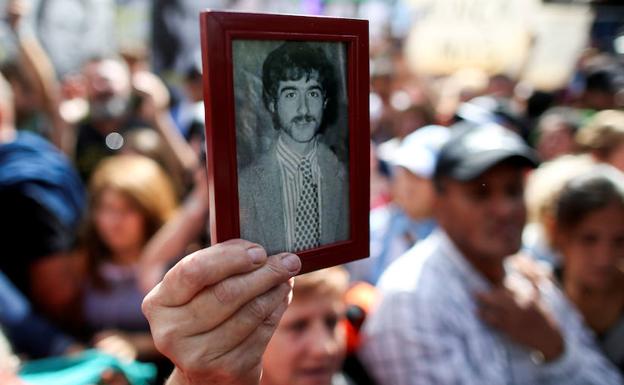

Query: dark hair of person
262;41;338;130
555;165;624;233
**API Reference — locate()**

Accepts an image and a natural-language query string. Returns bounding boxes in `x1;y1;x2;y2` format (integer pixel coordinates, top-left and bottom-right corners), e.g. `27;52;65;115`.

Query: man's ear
323;98;328;109
268;101;276;113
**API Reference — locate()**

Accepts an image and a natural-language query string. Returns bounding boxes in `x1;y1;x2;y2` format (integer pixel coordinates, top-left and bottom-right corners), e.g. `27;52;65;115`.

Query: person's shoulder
368;235;478;337
317;142;346;177
238;161;258;180
1;132;79;179
365;239;455;333
317;140;337;155
3;131;54;153
239;150;275;178
376;235;444;296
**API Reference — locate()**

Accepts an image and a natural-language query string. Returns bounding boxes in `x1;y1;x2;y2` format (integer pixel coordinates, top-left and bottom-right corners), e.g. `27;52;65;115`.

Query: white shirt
360;229;623;385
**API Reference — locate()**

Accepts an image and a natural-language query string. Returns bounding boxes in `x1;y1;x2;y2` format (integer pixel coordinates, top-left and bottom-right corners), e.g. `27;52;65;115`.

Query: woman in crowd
551;165;624;372
79;154;177;368
261;266;355;385
576;110;624;172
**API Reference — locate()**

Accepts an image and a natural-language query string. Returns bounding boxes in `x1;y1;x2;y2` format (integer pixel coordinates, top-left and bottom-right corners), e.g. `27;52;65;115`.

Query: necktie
293;158;320;251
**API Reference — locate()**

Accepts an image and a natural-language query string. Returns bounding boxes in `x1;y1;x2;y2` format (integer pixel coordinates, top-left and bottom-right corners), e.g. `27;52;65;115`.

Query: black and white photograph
233;40;350;255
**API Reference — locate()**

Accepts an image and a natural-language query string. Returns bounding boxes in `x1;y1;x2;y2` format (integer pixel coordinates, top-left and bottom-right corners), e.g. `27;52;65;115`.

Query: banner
521;4;593;91
404;0;539;76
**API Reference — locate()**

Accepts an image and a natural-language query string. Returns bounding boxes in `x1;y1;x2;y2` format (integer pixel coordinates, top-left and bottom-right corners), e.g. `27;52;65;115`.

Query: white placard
521;4;594;91
405;0;540;76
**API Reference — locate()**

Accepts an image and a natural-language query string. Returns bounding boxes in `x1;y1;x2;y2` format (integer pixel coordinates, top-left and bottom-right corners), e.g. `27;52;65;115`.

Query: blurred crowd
1;0;624;384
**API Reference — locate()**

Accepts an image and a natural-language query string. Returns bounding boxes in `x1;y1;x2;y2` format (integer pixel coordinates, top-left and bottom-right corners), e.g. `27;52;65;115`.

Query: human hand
506;253;553;285
93;330;138;363
6;0;29;32
142;239;301;385
138;261;168;295
476;284;564;362
94;369;131;385
131;71;170;122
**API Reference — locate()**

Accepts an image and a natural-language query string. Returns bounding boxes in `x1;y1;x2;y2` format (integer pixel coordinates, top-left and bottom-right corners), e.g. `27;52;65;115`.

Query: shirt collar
276;134;318;175
435;228;493;293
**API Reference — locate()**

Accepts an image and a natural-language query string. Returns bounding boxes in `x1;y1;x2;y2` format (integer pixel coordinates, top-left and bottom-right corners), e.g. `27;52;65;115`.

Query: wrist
166;368;257;385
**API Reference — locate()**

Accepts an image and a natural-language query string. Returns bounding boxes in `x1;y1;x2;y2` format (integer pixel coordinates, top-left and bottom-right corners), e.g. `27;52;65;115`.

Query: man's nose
490;194;522;219
297;96;309;114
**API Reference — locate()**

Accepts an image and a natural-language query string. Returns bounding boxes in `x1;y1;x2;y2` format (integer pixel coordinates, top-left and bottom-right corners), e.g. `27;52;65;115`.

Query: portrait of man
235;40;350;255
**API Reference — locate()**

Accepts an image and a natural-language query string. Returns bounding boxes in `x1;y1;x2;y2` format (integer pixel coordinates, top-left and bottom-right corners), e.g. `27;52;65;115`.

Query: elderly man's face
271;74;326;144
435;162;527;262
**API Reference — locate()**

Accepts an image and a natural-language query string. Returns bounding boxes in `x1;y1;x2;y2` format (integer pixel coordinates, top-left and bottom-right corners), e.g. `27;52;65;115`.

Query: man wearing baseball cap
347;125;450;284
360;124;622;384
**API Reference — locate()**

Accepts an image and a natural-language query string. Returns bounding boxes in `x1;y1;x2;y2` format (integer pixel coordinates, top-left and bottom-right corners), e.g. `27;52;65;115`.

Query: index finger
154;239;268;306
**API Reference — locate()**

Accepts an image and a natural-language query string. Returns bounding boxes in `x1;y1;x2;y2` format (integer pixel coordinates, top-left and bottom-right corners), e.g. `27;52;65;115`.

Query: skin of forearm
153;111;198;176
16;33;74;155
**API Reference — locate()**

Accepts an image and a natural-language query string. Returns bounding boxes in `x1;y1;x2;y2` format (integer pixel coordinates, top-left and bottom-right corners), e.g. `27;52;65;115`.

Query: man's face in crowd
435;162;527;262
83;59;131;121
392;167;435;220
261;294;346;385
270;72;326;144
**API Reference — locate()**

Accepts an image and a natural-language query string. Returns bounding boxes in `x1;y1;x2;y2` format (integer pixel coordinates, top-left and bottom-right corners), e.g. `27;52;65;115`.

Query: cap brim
447;150;539;181
392;150;435;179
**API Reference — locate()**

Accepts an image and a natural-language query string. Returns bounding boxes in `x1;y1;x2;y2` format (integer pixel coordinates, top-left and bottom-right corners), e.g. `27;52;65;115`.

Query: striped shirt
360;229;623;385
275;134;323;250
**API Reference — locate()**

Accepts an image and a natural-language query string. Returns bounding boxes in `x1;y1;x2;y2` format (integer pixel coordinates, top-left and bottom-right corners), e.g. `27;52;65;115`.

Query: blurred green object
18;349;156;385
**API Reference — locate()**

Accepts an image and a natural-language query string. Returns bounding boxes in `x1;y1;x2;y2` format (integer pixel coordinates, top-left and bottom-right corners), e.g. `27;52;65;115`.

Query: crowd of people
1;0;624;384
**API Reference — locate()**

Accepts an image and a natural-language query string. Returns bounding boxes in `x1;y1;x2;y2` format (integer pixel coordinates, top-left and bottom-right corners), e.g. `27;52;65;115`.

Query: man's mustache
291;115;317;124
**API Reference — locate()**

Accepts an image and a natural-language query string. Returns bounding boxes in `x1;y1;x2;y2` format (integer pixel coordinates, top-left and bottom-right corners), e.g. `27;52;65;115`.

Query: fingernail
247;247;267;264
280;253;301;274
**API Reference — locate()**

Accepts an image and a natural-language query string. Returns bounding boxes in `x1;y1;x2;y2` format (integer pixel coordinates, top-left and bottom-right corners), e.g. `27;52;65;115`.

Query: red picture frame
200;10;369;274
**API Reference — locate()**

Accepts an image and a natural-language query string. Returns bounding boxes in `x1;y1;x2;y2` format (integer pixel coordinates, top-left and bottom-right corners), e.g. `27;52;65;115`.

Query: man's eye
284;91;297;99
308;90;321;98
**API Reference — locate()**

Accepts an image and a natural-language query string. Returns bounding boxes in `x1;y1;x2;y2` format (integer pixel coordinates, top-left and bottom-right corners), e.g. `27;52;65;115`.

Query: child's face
560;201;624;290
261;294;346;385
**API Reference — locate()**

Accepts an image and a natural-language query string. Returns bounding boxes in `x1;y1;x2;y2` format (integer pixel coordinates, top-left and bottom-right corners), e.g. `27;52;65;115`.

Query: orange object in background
344;282;380;354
